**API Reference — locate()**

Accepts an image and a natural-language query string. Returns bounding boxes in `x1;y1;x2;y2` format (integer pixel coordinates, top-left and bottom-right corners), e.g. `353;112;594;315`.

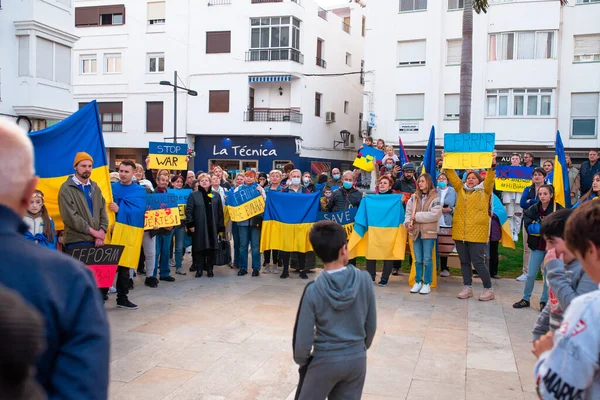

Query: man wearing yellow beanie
73;152;93;168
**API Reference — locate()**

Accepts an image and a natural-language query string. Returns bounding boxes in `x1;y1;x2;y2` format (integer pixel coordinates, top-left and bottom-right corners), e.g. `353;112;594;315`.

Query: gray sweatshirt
293;266;377;366
532;258;597;340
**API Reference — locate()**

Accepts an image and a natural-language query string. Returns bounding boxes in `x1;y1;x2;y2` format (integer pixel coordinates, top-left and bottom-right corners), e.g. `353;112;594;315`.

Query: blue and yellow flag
110;182;146;268
226;184;265;222
442;133;495;170
29;101;114;231
260;192;321;253
348;194;407;260
422;126;437;176
554;131;570;208
353;146;385;172
492;194;515;249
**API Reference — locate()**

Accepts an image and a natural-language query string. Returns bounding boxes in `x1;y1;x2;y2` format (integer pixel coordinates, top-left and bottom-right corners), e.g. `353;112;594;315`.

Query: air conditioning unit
325;111;336;123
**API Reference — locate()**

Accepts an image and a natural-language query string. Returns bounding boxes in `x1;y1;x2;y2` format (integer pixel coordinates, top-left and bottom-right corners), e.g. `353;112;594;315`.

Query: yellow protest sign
442;133;495;170
144;207;180;230
443;152;494;169
148;142;188;171
227;196;265;222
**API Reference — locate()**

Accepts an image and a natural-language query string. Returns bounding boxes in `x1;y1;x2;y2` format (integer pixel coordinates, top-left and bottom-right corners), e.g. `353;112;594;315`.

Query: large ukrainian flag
554;131;571;208
493;194;515;249
260;192;320;253
111;182;146;268
29;101;114;231
348;194;407;260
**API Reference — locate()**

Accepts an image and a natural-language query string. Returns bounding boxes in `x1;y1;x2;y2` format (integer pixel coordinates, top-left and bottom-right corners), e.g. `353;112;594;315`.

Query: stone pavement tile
371;334;423;366
466;368;524;400
111;367;198;400
171;307;240;329
362;394;404;400
468;322;512;346
249;350;298;384
109;380;126;396
384;315;430;336
237;304;293;325
406;378;465;400
110;334;196;383
466;339;518;373
429;312;468;331
362;356;413;398
413;348;467;384
158;340;237;372
422;328;468;354
110;331;161;361
225;380;297;400
203;319;261;344
130;312;208;335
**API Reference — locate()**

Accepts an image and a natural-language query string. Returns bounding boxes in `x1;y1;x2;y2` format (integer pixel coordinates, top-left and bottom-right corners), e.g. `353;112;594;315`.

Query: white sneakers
410;283;431;295
516;273;528;282
440;270;450;277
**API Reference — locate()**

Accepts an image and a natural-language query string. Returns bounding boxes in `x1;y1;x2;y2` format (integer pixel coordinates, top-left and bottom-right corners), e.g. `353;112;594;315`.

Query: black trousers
365;260;394;281
193;249;214;271
488;241;499;276
282;252;306;272
440;256;449;271
264;250;280;265
100;266;130;301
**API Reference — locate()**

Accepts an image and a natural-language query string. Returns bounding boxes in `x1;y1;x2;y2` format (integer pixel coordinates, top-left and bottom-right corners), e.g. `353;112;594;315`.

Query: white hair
0;118;35;200
342;170;354;178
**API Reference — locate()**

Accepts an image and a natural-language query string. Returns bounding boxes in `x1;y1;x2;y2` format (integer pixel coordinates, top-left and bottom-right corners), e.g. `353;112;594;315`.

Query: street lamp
159;70;197;143
334;130;351;149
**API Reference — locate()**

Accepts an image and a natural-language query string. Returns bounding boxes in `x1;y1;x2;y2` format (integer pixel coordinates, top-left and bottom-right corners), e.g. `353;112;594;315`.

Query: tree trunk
459;0;473;133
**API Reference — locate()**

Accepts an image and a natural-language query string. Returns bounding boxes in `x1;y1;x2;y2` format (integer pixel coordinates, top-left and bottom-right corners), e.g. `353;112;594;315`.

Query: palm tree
459;0;567;133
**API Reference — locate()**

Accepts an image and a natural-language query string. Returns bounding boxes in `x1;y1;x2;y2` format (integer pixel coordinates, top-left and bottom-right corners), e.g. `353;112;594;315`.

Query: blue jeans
173;225;185;269
523;249;548;302
238;225;261;271
232;222;240;266
154;232;174;278
413;235;435;284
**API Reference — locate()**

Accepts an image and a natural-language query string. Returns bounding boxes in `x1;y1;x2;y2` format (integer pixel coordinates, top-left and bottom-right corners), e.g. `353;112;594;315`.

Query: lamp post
159;70;198;143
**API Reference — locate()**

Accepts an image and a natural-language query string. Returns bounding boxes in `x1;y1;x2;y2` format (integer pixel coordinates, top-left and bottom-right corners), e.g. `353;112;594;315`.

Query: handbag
214;236;232;266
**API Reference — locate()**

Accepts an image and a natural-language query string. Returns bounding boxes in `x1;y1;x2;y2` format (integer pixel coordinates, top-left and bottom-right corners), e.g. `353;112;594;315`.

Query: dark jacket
186;187;225;251
58;177;108;245
0;205;110;400
520;184;542;210
523;201;564;251
392;176;416;204
579;160;600;194
327;187;362;212
283;185;312;194
302;182;317;193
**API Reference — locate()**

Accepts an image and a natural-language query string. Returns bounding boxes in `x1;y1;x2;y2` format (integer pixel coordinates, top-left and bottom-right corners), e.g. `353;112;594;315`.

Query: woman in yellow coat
443;150;497;301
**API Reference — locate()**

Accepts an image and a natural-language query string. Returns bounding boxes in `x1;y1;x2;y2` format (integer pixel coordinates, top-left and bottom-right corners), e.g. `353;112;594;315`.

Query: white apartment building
72;0;365;173
363;0;600;163
0;0;78;132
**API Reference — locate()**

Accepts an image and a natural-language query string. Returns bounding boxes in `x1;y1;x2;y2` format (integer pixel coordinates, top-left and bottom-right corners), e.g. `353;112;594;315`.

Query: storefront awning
249;75;291;83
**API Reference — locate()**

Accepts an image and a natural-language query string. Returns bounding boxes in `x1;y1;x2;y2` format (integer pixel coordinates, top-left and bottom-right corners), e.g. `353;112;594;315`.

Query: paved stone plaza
107;262;544;400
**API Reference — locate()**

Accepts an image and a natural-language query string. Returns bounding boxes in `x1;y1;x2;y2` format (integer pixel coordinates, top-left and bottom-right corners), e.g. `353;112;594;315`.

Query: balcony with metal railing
244;108;303;123
342;21;351;34
316;57;327;68
208;0;231;5
245;48;304;64
317;7;328;20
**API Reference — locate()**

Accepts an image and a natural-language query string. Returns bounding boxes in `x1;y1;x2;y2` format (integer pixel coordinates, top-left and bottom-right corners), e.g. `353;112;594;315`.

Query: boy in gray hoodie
531;209;597;340
293;220;377;400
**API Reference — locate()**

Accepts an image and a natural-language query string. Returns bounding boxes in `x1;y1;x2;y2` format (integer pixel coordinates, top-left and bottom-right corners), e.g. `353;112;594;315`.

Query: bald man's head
0;118;38;215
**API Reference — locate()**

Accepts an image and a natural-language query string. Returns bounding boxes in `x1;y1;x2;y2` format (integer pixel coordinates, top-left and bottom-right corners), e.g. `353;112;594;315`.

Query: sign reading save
442;133;495;170
148;142;188;170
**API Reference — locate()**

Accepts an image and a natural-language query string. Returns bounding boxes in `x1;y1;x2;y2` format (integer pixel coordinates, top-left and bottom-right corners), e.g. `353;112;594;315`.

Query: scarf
463;181;485;193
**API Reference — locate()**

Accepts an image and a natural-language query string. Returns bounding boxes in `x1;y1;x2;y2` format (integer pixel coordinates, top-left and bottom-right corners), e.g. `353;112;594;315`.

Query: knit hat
73;152;93;167
402;163;415;172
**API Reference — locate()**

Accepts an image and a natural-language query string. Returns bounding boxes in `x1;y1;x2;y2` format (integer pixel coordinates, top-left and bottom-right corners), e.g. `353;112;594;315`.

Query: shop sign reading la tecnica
212;143;278;158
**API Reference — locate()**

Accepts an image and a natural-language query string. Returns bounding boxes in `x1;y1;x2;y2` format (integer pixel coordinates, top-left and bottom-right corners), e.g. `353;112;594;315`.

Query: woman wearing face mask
517;167;548;282
443;150;497;301
436;173;456;277
543;160;554;184
502;154;524;242
404;174;442;295
513;185;563;310
365;176;396;286
573;172;600;208
186;173;225;278
262;170;284;274
301;172;316;193
280;169;311;279
326;170;363;212
23;190;57;249
379;158;400;180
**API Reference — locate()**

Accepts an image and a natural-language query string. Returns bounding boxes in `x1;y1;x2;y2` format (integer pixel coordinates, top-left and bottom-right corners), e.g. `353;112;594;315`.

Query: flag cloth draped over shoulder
260;192;320;253
554;131;570;208
348;194;407;260
492;194;515;249
110;182;146;268
29;101;114;231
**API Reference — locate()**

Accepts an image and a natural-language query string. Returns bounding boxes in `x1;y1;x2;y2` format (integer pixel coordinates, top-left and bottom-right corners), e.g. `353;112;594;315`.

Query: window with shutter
571;93;599;137
396;94;424;120
75;6;100;26
397;40;426;66
146;102;164;132
147;1;166;24
97;102;123;132
447;39;461;65
574;34;600;62
444;94;459;119
209;91;230;113
206;31;231;54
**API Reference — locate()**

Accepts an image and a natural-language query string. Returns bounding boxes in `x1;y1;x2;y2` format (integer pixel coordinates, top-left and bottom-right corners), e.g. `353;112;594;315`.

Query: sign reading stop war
443;133;495;170
66;245;124;288
148;142;188;170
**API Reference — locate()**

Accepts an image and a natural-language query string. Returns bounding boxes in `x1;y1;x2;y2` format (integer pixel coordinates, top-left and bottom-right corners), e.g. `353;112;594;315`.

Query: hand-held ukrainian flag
226;184;265;222
398;137;409;167
260;192;320;253
422;126;437;176
110;182;146;268
353;146;385;172
348;195;407;260
492;194;515;249
28;101;114;231
554;131;570;208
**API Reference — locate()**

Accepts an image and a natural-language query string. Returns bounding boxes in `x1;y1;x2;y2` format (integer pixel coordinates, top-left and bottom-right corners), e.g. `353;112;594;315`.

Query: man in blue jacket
0;119;110;400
